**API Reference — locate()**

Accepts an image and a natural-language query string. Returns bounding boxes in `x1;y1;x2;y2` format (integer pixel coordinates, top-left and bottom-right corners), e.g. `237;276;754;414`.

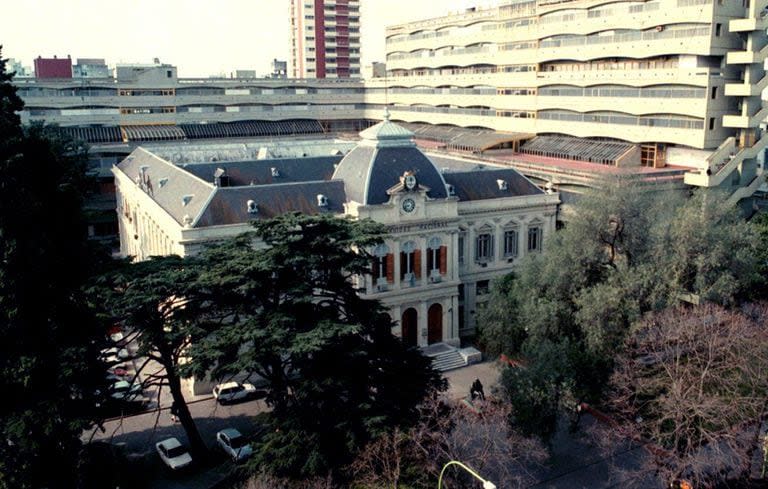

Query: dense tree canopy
606;304;768;486
479;180;763;438
92;255;211;459
185;213;445;479
0;49;109;489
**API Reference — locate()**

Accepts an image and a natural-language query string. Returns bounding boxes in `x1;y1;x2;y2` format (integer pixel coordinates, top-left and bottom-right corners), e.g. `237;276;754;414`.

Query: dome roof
359;110;415;144
332;113;449;205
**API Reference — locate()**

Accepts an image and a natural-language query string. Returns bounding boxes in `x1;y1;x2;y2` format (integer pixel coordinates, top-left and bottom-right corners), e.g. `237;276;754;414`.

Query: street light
437;460;496;489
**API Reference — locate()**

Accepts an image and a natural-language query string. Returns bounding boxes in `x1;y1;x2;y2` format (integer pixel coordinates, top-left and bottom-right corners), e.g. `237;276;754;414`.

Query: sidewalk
443;361;500;400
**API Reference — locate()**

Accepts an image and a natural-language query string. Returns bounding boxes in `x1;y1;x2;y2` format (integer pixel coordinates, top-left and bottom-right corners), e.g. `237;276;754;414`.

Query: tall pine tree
0;48;109;489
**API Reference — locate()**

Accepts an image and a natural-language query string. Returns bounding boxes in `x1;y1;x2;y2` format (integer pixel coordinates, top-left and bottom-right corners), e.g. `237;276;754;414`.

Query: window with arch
400;240;420;281
372;243;392;284
427;236;448;276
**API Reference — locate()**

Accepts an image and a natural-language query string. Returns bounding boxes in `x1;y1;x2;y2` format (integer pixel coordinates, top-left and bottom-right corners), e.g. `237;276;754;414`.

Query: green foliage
479;178;763;439
186;213;445;479
0;49;109;489
91;255;210;459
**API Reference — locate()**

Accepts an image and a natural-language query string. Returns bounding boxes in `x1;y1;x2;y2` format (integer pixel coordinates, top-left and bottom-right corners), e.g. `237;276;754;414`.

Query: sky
3;0;498;77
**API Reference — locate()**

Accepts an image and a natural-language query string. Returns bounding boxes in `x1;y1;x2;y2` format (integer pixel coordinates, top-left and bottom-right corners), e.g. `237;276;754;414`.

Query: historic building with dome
114;116;560;353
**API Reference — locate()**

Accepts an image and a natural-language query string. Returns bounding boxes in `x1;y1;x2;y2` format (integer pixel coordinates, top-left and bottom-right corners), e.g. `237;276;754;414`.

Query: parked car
155;438;192;471
216;428;253;461
109;331;125;344
107;366;131;378
109;380;142;401
212;381;262;405
100;347;130;364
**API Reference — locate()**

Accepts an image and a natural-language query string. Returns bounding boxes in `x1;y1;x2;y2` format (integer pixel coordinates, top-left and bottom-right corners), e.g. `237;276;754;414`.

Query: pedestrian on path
170;402;180;423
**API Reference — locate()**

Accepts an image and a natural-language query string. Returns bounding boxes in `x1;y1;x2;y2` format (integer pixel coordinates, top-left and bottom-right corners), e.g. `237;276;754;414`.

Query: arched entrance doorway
428;303;443;344
401;308;418;347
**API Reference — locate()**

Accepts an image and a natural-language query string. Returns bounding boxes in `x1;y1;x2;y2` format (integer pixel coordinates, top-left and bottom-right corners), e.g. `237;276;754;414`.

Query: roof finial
383;107;391;121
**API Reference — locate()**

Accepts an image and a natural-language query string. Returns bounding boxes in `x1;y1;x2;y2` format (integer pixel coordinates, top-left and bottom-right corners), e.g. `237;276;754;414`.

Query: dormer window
317;194;328;208
181;195;193;206
214;168;230;187
158;177;169;188
247;200;259;214
270;167;280;177
497;179;508;191
446;184;456;196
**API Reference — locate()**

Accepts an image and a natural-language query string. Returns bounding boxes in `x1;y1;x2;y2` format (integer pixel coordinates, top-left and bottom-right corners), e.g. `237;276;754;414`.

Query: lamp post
437;460;496;489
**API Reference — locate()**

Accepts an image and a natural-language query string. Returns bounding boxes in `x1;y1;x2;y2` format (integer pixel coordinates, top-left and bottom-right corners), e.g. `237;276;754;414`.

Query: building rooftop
114;121;546;229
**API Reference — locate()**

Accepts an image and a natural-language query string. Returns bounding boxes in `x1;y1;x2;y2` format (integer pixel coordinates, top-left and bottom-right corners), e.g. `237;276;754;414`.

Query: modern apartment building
289;0;361;78
15;61;371;141
375;0;768;205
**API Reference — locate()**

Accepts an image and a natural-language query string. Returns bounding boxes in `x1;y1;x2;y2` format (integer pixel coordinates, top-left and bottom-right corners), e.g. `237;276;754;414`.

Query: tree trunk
164;352;208;461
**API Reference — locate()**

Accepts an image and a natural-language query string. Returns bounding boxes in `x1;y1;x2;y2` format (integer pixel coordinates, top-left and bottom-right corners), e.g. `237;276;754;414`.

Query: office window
475;232;493;262
372;244;390;284
715;23;722;36
400;240;418;281
527;226;542;252
711;86;717;99
503;229;518;257
709;117;715;130
458;233;466;264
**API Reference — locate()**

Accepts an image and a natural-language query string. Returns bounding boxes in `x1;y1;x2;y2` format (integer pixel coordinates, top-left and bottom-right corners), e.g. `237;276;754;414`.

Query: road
87;396;269;454
85;396;269;489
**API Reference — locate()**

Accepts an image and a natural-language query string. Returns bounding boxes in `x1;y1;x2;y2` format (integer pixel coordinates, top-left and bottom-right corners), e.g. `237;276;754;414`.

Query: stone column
494;222;503;263
391;304;402;338
420;236;428;285
450;231;460;281
392;239;401;291
418;301;428;347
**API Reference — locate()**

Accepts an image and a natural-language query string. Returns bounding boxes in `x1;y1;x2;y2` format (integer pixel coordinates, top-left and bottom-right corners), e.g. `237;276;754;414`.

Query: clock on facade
401;198;416;213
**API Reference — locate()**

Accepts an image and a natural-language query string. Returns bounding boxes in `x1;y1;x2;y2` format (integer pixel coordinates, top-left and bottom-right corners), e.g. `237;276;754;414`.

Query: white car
100;347;130;364
212;381;259;405
216;428;253;461
155;437;192;471
109;380;142;401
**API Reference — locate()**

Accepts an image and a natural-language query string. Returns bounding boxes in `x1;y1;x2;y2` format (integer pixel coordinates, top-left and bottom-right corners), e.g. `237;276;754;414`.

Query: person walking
170;402;180;423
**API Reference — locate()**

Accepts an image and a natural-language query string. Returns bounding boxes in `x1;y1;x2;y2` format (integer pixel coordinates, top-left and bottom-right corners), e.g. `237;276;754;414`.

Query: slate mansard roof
332;115;450;205
115;149;347;228
180;156;342;187
114;120;546;230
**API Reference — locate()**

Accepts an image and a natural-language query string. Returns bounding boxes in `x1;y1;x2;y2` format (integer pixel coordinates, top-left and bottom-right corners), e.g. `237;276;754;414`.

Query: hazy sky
3;0;497;77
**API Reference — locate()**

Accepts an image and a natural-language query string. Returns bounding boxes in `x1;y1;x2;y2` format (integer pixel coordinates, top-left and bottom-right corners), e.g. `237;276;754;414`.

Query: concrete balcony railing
726;170;767;206
684;133;768;187
726;43;768;65
722;105;768;129
729;16;768;32
724;73;768;97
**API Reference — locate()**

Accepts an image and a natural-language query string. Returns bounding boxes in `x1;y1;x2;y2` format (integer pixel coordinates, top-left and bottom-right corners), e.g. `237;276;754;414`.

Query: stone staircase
430;349;467;372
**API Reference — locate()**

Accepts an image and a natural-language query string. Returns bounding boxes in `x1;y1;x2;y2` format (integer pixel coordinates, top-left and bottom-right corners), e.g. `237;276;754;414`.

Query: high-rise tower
290;0;361;78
